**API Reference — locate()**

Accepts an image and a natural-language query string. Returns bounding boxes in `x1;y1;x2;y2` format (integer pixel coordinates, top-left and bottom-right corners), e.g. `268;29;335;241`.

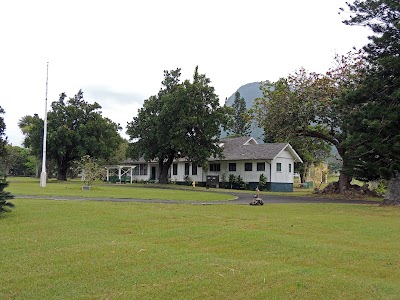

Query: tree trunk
299;173;306;185
338;171;352;193
381;173;400;205
337;148;352;193
158;156;174;184
57;162;68;181
301;162;310;184
35;156;40;178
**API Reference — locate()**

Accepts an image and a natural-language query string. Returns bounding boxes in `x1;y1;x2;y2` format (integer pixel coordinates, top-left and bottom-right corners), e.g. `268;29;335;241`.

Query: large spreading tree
341;0;400;203
253;52;365;192
126;67;229;184
20;90;123;180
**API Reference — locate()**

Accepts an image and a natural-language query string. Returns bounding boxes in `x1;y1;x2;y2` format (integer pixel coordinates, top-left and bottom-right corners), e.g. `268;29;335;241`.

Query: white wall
206;160;271;183
270;150;294;183
170;162;204;183
126;150;296;184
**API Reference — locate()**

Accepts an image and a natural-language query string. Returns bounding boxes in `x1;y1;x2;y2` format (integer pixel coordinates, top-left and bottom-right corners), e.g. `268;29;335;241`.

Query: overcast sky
0;0;371;146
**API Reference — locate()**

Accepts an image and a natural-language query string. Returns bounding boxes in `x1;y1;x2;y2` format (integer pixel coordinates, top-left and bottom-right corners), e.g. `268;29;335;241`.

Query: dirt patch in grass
314;181;383;201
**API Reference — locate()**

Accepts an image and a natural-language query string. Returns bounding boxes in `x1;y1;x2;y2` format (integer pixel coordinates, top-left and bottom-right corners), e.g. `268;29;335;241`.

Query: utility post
40;62;49;187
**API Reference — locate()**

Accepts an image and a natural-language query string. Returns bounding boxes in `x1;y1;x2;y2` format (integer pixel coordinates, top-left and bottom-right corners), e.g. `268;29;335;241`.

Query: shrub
76;155;105;186
0;177;14;213
259;174;267;190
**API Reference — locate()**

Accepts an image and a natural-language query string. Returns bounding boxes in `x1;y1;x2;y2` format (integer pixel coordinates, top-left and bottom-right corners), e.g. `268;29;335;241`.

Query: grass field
1;192;399;299
5;177;234;202
7;175;382;202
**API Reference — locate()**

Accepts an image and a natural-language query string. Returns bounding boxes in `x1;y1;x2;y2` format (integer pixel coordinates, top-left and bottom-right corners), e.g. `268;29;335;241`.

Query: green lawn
6;177;234;202
1;197;399;299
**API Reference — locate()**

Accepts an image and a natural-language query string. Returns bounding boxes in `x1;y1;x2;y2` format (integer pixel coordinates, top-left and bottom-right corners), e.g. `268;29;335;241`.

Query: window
172;163;178;176
257;162;265;171
289;164;292;173
276;163;282;172
185;163;190;175
245;163;252;171
133;166;139;175
209;163;220;172
140;164;148;175
133;164;148;175
229;163;236;171
192;164;197;175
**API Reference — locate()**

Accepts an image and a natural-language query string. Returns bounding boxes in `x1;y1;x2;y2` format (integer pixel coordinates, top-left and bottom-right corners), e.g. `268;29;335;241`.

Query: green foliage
0;106;7;158
342;0;400;61
21;90;123;181
253;76;332;182
228;91;251;136
127;67;229;184
0;108;14;212
341;1;400;176
0;177;14;213
76;155;105;186
0;145;36;176
226;174;247;190
372;180;387;195
228;173;236;189
259;173;267;188
103;140;128;165
18;114;44;159
18;114;44;177
340;1;400;203
253;52;366;190
341;58;400;181
327;157;342;174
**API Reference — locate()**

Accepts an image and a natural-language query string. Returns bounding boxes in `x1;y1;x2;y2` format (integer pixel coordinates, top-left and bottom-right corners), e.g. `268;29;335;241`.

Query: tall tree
253;80;331;184
229;91;251;136
21;90;123;180
253;51;365;192
341;0;400;203
127;67;229;184
49;90;123;180
342;0;400;60
18;114;44;177
0;145;35;176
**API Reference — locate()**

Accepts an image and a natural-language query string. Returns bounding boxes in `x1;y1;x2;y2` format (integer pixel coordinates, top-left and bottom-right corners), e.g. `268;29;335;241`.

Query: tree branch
295;128;339;147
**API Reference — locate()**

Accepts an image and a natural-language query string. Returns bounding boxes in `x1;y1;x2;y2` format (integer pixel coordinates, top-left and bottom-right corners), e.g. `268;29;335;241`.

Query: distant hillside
222;82;265;142
225;82;263;108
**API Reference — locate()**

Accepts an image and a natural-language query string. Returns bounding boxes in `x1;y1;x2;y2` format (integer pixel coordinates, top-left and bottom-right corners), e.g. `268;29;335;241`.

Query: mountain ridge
223;81;264;142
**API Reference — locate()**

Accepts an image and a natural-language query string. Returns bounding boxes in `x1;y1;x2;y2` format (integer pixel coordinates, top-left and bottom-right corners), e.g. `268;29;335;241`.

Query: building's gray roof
209;136;302;162
122;136;303;164
122;157;148;164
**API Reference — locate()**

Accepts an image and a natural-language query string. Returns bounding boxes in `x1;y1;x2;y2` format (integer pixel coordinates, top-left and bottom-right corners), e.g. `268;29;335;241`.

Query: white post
40;62;49;187
130;166;133;184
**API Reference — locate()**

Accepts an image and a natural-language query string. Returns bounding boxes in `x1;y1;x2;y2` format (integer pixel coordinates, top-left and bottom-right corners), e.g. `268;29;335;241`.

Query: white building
113;136;303;192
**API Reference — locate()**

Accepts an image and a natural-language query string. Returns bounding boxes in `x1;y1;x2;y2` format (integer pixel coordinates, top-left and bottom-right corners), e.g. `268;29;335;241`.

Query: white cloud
0;0;371;146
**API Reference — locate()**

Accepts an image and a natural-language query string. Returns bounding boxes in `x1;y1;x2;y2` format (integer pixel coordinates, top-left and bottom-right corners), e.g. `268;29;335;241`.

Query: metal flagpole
40;62;49;187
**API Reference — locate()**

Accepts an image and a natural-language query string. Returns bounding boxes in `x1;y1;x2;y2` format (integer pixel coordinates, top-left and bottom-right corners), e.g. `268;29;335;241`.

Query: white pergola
105;165;136;183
